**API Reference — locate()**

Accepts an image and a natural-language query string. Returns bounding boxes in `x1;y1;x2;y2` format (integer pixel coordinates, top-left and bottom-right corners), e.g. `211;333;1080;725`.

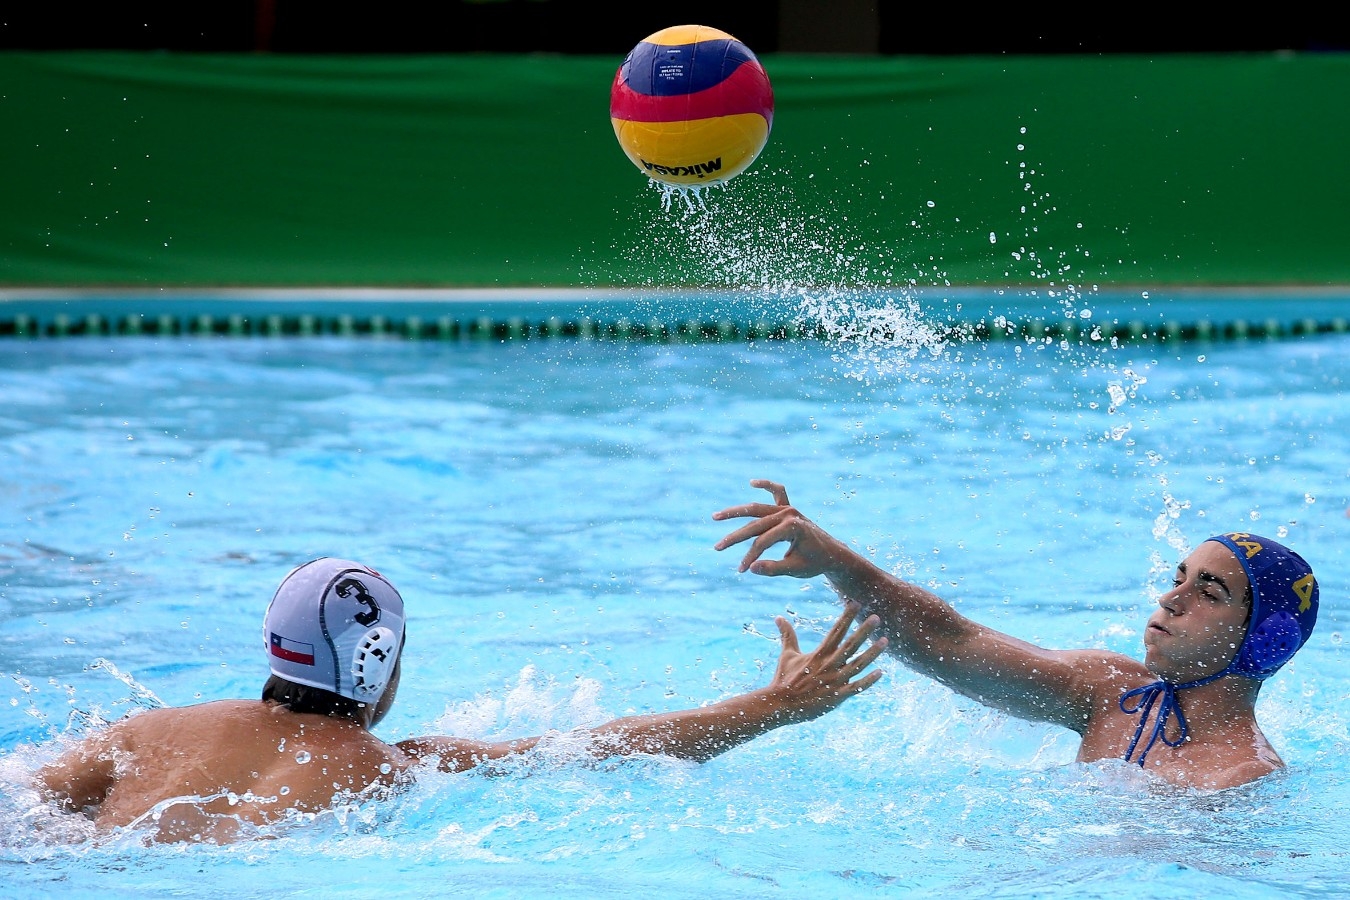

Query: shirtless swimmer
37;557;886;842
714;480;1319;790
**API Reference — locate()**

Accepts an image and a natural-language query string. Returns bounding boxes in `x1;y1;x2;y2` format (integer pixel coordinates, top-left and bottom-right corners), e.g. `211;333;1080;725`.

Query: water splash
796;288;949;378
87;658;166;711
618;164;959;383
1104;367;1148;417
652;179;726;214
429;665;613;743
1151;486;1194;553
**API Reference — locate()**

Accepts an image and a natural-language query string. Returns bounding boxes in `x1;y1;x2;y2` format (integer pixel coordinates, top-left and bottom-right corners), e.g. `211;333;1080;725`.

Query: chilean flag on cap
270;632;315;666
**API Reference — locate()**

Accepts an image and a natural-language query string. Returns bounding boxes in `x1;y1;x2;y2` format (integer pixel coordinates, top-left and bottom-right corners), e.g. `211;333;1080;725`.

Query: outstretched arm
396;735;542;773
713;480;1101;731
583;604;884;761
397;606;885;771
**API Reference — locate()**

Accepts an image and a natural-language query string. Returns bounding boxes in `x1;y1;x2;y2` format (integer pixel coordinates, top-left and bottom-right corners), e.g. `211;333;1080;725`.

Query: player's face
1143;542;1251;682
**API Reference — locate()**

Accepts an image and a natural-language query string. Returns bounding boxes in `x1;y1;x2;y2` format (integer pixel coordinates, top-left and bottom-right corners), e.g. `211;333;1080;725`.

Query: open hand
766;603;886;724
712;479;848;578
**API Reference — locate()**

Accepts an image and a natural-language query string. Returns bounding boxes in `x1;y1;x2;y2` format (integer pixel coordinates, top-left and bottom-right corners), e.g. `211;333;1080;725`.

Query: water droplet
280;785;291;795
1305;493;1316;504
379;763;392;775
295;751;311;764
1197;355;1206;362
989;232;997;244
926;200;935;208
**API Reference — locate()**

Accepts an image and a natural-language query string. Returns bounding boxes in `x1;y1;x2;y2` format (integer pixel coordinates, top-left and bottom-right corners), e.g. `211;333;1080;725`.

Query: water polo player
36;557;885;842
714;480;1319;790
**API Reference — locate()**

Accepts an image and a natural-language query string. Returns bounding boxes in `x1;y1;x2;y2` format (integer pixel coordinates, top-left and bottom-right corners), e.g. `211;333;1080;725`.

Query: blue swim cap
1206;532;1318;679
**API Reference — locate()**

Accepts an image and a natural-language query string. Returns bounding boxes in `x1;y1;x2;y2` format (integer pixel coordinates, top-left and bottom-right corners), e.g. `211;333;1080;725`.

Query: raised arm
397;606;885;771
713;480;1102;731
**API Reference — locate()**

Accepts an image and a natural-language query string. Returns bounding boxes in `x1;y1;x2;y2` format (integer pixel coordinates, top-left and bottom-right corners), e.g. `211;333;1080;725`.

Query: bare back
39;700;411;842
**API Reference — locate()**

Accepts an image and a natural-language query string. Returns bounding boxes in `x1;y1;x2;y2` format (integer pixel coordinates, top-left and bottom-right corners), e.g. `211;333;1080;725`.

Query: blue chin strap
1119;672;1224;766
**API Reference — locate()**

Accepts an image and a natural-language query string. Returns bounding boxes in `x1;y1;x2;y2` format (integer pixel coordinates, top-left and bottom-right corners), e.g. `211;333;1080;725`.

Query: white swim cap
263;558;406;702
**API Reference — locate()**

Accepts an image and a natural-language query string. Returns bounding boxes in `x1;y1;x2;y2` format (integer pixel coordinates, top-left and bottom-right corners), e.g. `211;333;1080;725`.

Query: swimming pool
1;300;1347;898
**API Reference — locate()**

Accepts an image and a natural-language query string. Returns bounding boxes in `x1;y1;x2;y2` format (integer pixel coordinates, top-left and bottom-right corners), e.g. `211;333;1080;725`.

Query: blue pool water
1;313;1347;898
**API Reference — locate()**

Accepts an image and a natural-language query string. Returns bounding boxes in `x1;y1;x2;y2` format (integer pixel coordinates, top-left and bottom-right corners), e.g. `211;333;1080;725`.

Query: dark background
2;1;1347;54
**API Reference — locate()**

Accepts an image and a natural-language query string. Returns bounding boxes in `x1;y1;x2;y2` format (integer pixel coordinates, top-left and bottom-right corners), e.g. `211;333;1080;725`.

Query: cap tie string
1118;672;1222;766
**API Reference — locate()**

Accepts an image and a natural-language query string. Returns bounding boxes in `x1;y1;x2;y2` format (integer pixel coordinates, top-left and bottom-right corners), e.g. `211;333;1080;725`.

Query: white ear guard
351;626;401;699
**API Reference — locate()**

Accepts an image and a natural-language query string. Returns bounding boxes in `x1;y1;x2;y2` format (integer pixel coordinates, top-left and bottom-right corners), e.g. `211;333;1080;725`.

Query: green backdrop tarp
2;51;1348;288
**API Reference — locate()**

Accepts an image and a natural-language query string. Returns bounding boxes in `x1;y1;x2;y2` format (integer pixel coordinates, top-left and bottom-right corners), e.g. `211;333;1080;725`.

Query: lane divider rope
1;313;1346;342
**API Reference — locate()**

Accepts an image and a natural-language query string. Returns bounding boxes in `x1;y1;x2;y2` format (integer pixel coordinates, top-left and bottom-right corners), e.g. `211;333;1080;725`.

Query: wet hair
262;674;367;720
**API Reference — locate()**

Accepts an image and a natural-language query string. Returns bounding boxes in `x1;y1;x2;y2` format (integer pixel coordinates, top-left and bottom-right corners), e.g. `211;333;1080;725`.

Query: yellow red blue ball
610;25;774;187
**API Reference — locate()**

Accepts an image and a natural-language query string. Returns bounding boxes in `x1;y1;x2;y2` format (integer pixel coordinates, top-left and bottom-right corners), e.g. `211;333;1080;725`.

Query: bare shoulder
108;700;264;744
1194;725;1286;790
1068;649;1151;686
113;699;258;725
40;704;217;774
37;717;130;811
1026;648;1147;698
1058;649;1152;715
1202;756;1284;791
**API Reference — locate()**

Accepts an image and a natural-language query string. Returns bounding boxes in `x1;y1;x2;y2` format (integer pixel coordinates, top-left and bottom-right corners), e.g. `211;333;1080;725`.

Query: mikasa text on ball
609;25;774;187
